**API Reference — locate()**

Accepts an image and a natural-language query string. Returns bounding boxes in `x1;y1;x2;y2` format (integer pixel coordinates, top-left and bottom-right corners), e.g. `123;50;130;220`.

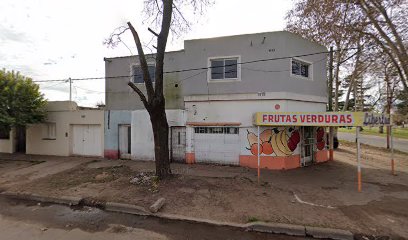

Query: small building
0;128;17;154
0;101;104;157
25;101;104;157
104;31;329;169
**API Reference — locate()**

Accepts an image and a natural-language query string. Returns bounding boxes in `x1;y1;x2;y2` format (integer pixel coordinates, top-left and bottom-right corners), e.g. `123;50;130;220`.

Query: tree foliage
286;0;408;112
0;69;46;133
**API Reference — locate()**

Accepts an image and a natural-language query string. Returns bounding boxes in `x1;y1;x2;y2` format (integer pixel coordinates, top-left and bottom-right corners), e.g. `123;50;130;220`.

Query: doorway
301;126;315;166
119;125;131;159
170;126;186;162
16;126;26;153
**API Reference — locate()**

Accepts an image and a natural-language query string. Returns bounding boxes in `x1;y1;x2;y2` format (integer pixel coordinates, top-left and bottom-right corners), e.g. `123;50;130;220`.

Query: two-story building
104;31;329;170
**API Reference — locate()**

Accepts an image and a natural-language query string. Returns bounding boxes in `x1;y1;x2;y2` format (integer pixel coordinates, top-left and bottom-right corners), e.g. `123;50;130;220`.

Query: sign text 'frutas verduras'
254;112;391;127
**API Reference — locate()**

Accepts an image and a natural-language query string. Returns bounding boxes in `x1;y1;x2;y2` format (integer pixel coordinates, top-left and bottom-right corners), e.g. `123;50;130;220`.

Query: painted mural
316;127;326;150
246;127;300;156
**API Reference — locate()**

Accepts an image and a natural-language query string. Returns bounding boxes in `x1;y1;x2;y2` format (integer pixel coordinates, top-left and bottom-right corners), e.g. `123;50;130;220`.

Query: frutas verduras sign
253;112;391;127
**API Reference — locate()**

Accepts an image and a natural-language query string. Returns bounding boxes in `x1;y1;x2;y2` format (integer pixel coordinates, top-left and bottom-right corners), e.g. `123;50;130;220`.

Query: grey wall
181;31;327;97
105;31;327;110
105;51;184;110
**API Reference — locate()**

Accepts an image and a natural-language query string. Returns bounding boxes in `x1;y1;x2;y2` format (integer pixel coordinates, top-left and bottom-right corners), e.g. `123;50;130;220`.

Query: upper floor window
209;57;240;81
132;64;155;84
291;59;310;78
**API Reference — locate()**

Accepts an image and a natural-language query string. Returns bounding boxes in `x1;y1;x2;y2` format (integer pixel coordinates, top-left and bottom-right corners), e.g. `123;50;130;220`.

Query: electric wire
39;56;328;93
32;48;355;83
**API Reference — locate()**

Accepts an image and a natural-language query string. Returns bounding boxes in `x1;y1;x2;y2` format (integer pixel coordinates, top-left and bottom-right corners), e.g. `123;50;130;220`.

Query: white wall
26;110;104;156
131;110;186;161
185;98;326;127
0;129;16;153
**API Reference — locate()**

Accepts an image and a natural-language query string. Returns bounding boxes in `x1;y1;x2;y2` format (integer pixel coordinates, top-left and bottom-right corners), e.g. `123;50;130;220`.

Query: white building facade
105;31;329;169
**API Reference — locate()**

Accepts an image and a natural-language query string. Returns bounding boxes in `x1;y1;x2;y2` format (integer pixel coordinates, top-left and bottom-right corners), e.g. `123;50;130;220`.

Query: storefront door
302;126;315;166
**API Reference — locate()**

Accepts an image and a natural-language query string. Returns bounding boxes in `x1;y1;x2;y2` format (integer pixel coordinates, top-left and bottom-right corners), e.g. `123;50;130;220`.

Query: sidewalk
337;131;408;153
0;144;407;238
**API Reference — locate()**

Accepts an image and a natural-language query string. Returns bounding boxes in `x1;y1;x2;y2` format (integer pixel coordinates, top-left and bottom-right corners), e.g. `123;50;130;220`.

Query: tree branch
128;82;150;111
154;0;173;97
359;0;408;87
127;22;155;101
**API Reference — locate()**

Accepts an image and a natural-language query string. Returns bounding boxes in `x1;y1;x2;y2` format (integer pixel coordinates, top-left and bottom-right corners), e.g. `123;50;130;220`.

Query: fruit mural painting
316;127;326;150
246;127;300;156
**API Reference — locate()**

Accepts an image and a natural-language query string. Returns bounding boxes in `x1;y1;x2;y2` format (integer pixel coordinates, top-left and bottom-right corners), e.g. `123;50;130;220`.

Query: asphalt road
337;132;408;153
0;196;309;240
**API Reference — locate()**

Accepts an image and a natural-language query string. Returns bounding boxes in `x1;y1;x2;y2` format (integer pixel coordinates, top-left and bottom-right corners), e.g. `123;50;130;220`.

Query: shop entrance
301;126;315;166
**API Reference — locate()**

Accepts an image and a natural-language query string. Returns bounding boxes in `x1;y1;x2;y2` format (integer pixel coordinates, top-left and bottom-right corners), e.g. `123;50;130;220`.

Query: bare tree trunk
126;0;174;179
343;78;355;111
343;42;363;111
150;103;171;178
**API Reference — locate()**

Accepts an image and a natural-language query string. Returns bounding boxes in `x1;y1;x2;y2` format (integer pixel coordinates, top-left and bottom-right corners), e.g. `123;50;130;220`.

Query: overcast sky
0;0;293;107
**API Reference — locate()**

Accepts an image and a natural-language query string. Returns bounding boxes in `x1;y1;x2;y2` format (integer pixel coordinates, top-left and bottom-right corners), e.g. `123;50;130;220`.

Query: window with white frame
291;58;310;78
43;123;56;140
132;64;155;84
209;57;239;80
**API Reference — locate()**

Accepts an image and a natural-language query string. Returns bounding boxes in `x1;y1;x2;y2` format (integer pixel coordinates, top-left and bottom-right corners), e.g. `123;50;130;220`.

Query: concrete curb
245;222;306;236
153;213;245;228
305;226;354;240
0;192;355;240
0;191;81;206
105;202;150;216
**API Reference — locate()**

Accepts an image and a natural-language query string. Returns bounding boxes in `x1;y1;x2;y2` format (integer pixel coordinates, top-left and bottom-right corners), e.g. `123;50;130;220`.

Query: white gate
194;127;240;165
71;124;102;157
301;126;315;166
170;127;186;162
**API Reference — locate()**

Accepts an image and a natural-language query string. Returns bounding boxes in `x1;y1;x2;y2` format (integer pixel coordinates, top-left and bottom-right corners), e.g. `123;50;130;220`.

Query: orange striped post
329;127;334;161
356;126;362;192
390;125;396;176
257;126;260;184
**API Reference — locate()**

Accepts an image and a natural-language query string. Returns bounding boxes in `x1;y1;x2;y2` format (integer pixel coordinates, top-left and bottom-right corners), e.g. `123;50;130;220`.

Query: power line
38;56;329;94
33;48;355;83
40;81;66;89
74;85;105;94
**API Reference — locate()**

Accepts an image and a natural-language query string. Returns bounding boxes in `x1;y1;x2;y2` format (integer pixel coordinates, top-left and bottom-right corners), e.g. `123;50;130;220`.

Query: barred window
291;59;310;78
194;127;239;134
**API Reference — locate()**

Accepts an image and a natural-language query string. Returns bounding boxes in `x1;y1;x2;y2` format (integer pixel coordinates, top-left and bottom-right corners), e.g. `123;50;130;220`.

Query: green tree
0;69;47;134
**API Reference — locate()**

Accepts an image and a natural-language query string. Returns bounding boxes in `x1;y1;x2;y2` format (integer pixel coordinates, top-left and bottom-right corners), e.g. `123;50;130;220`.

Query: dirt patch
340;196;408;238
11;164;134;192
2;144;408;238
60;165;131;188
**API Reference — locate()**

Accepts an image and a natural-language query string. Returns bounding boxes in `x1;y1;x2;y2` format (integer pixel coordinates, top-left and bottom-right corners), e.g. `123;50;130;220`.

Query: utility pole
328;46;333;111
69;77;72;102
328;46;334;161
